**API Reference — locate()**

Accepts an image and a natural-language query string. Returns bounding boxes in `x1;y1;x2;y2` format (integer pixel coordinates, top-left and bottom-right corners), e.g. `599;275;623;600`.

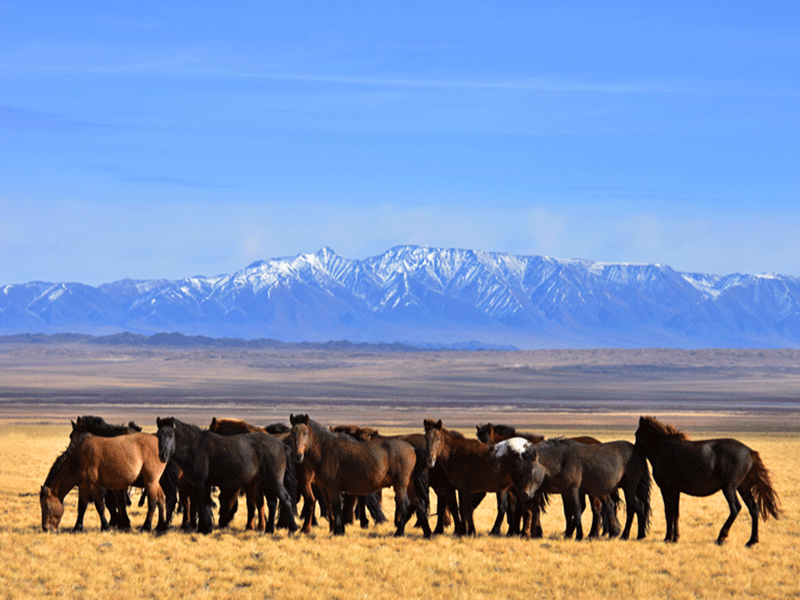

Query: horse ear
156;417;163;428
71;420;76;430
301;414;310;424
436;419;442;429
211;417;217;427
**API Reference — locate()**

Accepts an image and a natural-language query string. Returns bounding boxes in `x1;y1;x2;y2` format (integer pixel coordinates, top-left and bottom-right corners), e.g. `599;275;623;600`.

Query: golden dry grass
1;425;798;600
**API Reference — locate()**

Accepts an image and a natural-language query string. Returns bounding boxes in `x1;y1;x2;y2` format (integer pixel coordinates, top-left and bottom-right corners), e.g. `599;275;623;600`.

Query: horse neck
304;421;336;463
441;430;486;463
171;423;204;467
45;449;80;501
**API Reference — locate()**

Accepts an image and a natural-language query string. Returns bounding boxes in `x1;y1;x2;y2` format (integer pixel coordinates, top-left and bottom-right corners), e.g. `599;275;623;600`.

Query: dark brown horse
40;432;169;532
157;417;297;535
288;414;429;537
208;417;298;532
634;416;781;546
476;423;620;538
424;419;539;537
518;436;651;541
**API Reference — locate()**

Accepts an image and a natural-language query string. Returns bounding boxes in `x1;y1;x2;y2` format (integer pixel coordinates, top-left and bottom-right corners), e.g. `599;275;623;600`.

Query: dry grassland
1;424;798;600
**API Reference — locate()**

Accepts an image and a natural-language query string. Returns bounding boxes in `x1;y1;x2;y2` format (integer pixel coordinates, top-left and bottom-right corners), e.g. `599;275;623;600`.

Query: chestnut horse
40;432;169;532
288;414;430;537
476;423;620;538
634;416;781;546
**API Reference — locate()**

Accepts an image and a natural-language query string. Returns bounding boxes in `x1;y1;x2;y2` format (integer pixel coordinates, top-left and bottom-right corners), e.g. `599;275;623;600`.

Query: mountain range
3;245;800;349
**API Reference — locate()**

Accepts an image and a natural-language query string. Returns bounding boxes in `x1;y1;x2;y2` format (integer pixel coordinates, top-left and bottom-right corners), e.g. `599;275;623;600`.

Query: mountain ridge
2;245;799;349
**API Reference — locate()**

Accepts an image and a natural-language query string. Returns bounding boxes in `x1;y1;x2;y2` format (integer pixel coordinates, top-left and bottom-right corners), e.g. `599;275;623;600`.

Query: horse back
650;437;753;496
80;433;164;490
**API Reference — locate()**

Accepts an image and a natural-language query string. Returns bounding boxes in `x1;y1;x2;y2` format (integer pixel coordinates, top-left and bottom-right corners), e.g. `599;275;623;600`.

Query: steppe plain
1;343;799;599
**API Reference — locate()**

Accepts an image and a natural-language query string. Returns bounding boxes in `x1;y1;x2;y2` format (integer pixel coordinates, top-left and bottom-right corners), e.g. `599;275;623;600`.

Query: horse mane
264;422;291;434
44;433;90;487
639;416;689;440
158;416;203;434
74;415;140;436
490;424;518;437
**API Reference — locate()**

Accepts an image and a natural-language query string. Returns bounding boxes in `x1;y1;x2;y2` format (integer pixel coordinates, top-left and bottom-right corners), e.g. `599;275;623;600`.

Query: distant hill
2;245;800;349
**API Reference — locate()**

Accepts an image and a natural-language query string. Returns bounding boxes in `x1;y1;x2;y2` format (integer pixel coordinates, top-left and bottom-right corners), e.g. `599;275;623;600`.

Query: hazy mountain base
1;344;799;431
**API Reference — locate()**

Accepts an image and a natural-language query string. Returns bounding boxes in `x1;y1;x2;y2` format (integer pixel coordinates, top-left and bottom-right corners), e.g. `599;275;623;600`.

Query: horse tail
160;460;181;524
748;450;781;521
281;443;299;517
636;455;652;534
363;491;387;524
412;446;431;517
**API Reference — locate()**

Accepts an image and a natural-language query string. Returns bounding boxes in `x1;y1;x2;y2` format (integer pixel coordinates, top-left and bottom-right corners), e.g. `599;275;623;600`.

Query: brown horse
288;414;429;537
424;419;536;537
40;432;169;532
635;416;781;546
476;423;620;538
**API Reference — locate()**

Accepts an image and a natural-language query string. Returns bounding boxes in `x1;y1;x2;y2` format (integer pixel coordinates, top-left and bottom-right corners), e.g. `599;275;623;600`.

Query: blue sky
1;2;799;285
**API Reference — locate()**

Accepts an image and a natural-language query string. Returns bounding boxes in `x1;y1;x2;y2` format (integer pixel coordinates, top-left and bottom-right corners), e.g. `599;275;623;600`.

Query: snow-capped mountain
2;246;800;349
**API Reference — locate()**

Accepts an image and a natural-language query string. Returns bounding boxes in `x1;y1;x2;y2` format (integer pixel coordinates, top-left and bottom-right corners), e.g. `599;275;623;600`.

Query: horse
287;414;430;537
425;419;543;537
157;417;297;535
634;416;781;546
40;432;169;532
69;416;179;530
476;423;620;538
208;417;298;532
331;423;481;536
516;436;651;541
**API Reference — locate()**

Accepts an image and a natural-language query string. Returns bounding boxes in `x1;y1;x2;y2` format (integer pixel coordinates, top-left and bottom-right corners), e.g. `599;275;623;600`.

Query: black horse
156;417;297;535
69;416;179;529
634;416;781;546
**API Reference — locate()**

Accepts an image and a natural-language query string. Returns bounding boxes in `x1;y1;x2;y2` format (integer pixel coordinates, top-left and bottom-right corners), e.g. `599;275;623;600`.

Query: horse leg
603;493;621;537
563;490;583;540
299;486;316;534
587;495;602;539
329;492;346;536
716;485;742;545
458;490;477;537
72;488;91;532
89;487;110;532
392;484;413;537
490;491;507;535
263;494;275;533
218;489;238;529
661;489;680;543
738;485;760;547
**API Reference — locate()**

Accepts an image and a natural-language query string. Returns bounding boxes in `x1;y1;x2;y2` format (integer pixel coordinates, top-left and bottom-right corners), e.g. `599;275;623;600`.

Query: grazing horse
425;419;540;537
157;417;297;535
634;416;781;546
518;437;651;541
476;423;620;538
40;432;169;532
208;417;298;532
288;414;429;537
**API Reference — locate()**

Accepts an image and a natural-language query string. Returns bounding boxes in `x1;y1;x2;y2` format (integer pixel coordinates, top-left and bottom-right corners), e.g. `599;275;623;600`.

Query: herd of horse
40;414;782;546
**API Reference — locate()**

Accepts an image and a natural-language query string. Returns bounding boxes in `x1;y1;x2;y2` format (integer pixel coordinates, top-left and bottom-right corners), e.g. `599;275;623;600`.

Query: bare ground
1;344;799;432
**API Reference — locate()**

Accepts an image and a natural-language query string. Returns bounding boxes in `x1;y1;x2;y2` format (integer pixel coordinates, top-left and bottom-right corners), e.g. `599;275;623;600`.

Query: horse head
40;486;64;532
476;423;495;443
156;417;177;463
288;414;311;464
516;447;546;500
423;419;444;468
